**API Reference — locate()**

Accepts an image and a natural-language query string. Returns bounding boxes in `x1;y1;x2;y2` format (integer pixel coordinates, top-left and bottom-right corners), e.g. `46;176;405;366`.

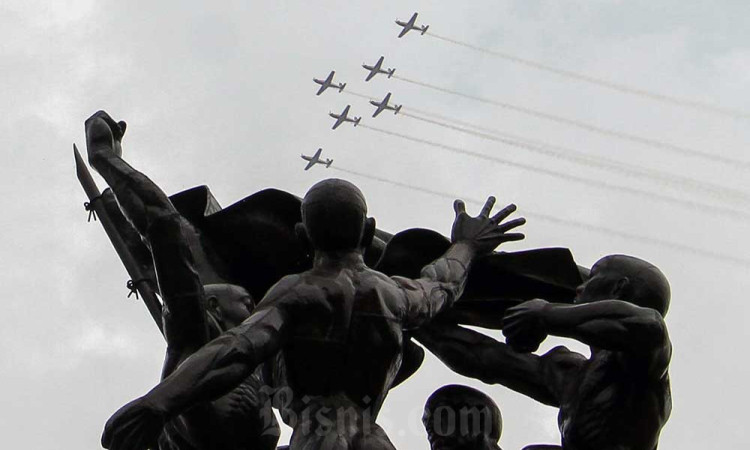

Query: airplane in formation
362;56;395;82
395;12;429;38
369;92;402;117
329;105;361;129
313;70;346;95
301;148;333;170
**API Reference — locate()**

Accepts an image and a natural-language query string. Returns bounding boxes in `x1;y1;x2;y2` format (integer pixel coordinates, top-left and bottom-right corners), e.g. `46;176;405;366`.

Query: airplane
362;56;395;82
369;92;402;117
329;105;361;129
301;148;333;170
395;12;429;38
313;70;346;95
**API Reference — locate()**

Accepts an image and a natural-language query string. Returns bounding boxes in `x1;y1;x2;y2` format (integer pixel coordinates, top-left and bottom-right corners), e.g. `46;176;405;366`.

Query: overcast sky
2;1;749;448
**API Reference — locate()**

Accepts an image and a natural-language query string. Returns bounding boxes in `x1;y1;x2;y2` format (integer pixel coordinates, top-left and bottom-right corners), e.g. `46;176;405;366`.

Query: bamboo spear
74;144;164;336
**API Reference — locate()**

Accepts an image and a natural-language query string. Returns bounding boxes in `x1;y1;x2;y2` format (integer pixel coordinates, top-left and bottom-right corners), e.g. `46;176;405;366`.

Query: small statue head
575;255;670;316
423;384;502;450
204;283;255;329
299;179;376;252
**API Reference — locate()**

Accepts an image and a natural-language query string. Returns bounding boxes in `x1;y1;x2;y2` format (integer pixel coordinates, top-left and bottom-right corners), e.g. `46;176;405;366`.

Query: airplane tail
388;68;396;78
326;160;333;168
339;83;346;93
421;25;429;35
394;105;402;115
354;117;361;127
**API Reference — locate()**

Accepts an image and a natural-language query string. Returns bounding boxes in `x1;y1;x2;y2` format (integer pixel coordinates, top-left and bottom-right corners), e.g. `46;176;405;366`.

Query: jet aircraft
362;56;395;82
395;12;429;38
313;71;346;95
329;105;361;129
369;92;402;117
301;148;333;170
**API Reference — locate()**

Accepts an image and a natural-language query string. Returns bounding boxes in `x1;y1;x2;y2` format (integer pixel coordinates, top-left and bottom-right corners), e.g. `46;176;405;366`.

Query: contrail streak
357;123;750;221
332;166;750;267
344;90;377;101
392;74;750;170
427;32;750;120
399;110;750;206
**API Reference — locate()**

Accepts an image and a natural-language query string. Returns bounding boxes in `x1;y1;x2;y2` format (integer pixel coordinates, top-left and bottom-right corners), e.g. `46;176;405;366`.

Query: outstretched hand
101;396;165;450
85;110;127;164
450;196;525;255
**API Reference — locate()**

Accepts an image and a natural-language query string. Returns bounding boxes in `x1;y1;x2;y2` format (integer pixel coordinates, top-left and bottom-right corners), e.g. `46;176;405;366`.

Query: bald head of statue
300;179;375;252
423;385;502;450
576;254;670;317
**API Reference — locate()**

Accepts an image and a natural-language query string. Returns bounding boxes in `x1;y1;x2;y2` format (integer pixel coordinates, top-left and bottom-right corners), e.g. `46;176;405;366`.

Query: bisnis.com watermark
256;386;496;439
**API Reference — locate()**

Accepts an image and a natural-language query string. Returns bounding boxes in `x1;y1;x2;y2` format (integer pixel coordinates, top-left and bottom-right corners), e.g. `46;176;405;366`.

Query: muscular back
274;265;412;417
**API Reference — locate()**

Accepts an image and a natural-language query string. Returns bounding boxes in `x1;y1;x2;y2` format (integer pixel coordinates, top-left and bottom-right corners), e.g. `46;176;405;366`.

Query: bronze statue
100;174;526;450
85;111;279;450
416;255;672;450
423;385;502;450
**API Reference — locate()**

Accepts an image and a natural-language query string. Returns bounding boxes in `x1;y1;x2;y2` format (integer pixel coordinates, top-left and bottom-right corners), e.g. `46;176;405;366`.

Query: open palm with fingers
450;196;526;255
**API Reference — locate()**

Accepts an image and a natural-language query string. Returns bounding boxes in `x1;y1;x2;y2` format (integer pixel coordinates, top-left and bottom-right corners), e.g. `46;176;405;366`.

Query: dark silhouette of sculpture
100;175;526;450
423;385;502;450
81;111;591;450
416;255;672;450
86;111;279;450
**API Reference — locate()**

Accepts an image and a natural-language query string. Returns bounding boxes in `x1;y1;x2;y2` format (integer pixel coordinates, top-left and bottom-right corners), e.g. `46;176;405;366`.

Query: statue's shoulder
541;345;587;370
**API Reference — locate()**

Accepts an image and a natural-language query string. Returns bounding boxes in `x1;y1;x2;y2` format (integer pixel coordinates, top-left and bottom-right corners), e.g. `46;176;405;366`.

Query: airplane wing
408;12;418;26
365;70;377;82
373;103;386;117
398;28;409;38
332;116;346;129
316;84;327;95
304;160;316;170
313;148;322;159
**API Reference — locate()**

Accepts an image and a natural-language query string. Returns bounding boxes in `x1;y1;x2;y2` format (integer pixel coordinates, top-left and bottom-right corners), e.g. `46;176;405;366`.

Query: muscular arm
415;322;561;406
148;302;287;413
102;283;294;450
397;242;476;328
85;111;209;367
85;111;176;235
507;300;671;377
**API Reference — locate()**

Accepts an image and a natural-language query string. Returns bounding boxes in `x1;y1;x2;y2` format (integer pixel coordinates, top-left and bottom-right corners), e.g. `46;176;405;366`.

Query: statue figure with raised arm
100;174;525;450
86;111;279;450
416;255;672;450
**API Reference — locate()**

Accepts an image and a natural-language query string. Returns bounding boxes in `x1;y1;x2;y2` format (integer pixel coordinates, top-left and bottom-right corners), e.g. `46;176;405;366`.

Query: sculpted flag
104;184;585;326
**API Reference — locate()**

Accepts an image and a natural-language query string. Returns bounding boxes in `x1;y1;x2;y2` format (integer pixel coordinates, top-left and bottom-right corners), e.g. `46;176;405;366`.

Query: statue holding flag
77;110;589;450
